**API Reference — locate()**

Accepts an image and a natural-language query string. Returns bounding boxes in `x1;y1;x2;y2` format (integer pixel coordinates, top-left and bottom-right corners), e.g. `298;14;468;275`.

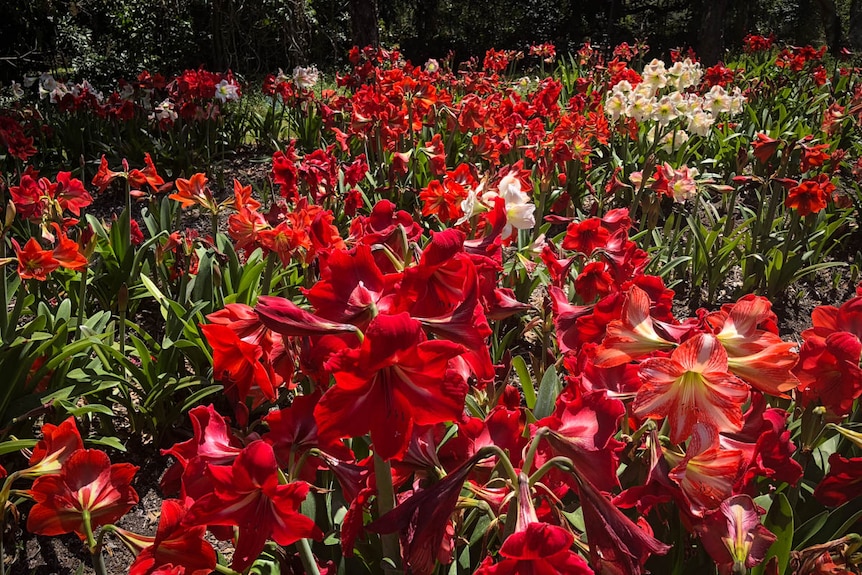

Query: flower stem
295;537;321;575
261;252;276;296
76;267;88;339
373;453;402;573
81;510;108;575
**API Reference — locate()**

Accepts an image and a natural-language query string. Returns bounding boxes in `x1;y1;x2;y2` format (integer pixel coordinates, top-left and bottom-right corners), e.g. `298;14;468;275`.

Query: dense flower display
0;35;861;575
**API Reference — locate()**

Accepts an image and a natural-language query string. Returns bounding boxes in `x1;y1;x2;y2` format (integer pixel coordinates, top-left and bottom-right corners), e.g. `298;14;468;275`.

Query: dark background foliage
1;0;862;82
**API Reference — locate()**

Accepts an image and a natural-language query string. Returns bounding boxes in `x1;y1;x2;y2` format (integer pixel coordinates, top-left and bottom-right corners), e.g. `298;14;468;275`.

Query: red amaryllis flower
13;237;60;281
127;153;166;193
316;312;466;460
52;224;88;271
201;322;283;404
474;522;593;575
635;333;749;443
710;295;800;395
183;441;322;572
23;416;84;478
128;499;216;575
696;495;776;575
813;454;862;507
475;473;593;575
27;449;139;539
92;155;124;192
751;133;780;165
369;450;490;575
170;173;217;212
54;172;92;216
785;175;834;216
594;285;675;367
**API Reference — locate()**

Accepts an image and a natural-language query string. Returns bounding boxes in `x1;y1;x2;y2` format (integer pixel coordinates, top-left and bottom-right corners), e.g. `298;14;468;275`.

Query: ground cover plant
0;37;861;575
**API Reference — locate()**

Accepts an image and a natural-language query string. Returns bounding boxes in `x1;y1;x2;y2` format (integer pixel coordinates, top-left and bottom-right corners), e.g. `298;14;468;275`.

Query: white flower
292;66;319;89
605;93;627;121
627;94;655;122
150;98;177;123
215;79;240;102
652;95;678;125
10;81;24;98
704;85;731;115
687;110;714;137
642;59;668;90
425;59;439;73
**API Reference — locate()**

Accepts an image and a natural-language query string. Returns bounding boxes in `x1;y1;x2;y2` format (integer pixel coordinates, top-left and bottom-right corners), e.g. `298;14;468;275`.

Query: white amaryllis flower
491;173;536;237
10;81;24;98
292;66;319;89
215;79;240;102
652;95;678;126
425;59;440;73
150;98;178;123
688;110;715;137
642;58;668;91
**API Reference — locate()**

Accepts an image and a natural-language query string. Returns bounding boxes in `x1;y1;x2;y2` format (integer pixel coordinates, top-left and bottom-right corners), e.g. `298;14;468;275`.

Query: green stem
261;252;276;297
81;510;108;575
295;537;321;575
373;453;402;572
213;563;243;575
211;211;219;242
529;456;574;486
76;267;87;339
522;427;550;474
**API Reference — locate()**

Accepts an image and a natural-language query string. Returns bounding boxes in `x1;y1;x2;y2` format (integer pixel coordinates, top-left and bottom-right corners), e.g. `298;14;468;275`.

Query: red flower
24;416;84;477
183;441;322;572
127;153;166;193
316;313;466;460
27;449;139;539
92;155;124;192
128;499;215;575
13;237;60;281
696;495;776;575
751;133;780;165
785;175;834;216
170;173;217;212
814;454;862;507
475;522;592;575
634;333;749;443
200;323;280;404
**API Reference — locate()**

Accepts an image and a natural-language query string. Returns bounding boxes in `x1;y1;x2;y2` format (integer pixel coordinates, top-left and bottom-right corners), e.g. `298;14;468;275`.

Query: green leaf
752;492;792;575
793;510;829;550
0;439;37;456
512;356;536;410
533;365;559;420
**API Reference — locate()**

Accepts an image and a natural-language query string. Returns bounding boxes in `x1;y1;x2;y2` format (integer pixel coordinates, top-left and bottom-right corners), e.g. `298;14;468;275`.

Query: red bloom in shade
51;224;88;271
127;153;166;193
785;175;834;216
474;523;593;575
369;450;490;575
54;172;93;216
696;495;776;575
635;333;749;443
183;441;322;572
92;155;124;192
128;499;216;575
23;416;84;477
814;454;862;507
27;449;139;539
751;133;780;165
316;312;466;460
14;237;60;281
532;390;625;490
475;474;593;575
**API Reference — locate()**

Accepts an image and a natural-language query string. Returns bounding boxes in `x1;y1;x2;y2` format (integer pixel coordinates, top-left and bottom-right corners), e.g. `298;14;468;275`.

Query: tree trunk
349;0;379;49
849;0;862;51
696;0;730;65
815;0;843;53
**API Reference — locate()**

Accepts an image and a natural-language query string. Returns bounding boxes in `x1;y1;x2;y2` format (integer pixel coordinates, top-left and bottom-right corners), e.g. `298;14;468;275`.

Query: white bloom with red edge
292;66;319;89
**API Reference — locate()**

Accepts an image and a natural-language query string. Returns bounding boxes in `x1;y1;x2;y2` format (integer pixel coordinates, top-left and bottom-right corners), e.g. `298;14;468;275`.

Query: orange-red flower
26;449;139;539
13;237;60;281
634;333;749;443
170;173;217;212
785;175;834;216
